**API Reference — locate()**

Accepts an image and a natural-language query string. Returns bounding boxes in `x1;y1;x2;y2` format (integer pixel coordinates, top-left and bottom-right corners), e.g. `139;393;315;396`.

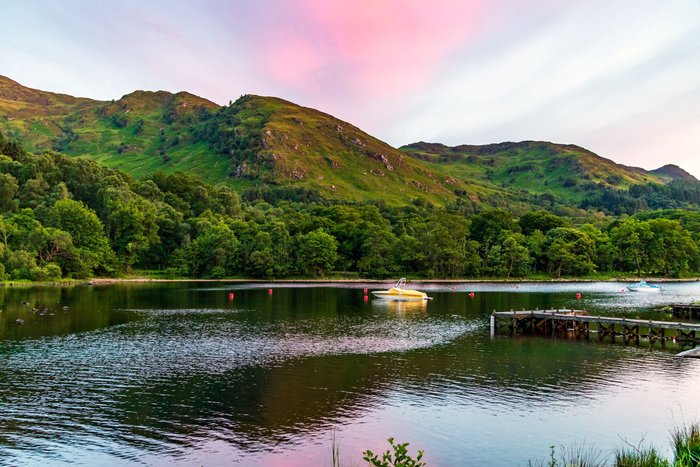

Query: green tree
645;218;697;276
18;174;50;208
484;244;507;277
609;218;653;276
145;204;189;269
245;231;275;278
526;229;548;274
101;187;159;272
519;210;567;235
357;224;396;278
502;234;532;277
187;212;240;277
296;228;338;277
391;234;424;274
5;250;38;280
471;208;520;252
579;224;614;272
46;199;114;275
268;222;292;277
6;209;48;253
546;227;595;278
0;173;19;211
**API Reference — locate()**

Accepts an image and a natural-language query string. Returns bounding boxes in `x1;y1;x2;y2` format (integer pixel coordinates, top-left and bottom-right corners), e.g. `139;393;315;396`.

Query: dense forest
0;132;699;281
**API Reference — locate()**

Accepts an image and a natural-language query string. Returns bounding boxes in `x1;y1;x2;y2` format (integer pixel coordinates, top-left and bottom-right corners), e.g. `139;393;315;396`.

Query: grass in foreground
334;420;700;466
672;421;700;466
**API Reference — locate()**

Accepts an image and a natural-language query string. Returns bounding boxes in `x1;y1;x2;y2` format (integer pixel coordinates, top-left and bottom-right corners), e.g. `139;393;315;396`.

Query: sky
1;0;699;176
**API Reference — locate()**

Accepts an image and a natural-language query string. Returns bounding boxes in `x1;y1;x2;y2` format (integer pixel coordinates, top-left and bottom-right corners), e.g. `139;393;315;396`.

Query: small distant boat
371;278;431;301
627;280;661;293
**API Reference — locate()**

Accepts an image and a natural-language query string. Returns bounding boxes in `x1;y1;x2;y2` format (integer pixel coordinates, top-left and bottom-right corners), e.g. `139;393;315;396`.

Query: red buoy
228;292;234;300
363;295;369;302
469;292;475;298
576;292;581;300
268;288;273;295
363;288;368;294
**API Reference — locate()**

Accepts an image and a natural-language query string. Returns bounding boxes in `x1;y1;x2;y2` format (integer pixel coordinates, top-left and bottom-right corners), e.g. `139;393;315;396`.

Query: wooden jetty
671;304;700;320
491;309;700;345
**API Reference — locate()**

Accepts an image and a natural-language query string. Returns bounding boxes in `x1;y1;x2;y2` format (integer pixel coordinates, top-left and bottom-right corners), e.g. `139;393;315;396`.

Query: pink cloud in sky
257;0;487;98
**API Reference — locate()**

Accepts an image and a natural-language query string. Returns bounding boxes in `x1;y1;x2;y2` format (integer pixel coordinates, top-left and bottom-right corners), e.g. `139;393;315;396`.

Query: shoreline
21;276;700;286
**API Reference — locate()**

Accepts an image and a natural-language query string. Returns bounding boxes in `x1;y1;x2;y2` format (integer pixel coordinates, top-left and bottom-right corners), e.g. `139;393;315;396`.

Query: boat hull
371;292;427;301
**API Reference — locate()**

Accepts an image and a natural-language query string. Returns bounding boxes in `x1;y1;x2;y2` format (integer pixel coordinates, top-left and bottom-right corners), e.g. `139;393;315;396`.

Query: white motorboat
627;280;661;292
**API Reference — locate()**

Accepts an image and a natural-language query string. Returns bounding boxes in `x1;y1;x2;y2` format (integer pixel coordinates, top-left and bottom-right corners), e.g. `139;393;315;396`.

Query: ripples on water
1;283;700;466
0;301;479;464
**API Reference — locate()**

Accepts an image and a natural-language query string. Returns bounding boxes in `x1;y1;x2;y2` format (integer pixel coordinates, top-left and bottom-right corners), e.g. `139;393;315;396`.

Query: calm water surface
1;281;700;466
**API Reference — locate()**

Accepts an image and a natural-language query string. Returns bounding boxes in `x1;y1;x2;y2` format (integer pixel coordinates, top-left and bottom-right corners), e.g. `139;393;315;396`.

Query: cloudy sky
2;0;699;176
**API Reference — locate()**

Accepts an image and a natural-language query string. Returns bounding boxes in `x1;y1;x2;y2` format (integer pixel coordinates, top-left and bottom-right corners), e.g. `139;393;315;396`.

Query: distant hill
650;164;698;182
1;75;698;210
400;141;674;205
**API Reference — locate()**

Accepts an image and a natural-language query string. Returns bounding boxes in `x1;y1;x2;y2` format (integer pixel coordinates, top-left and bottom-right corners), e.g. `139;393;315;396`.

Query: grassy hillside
187;94;505;205
0;75;227;181
0;76;498;205
650;164;698;183
2;75;696;210
401;141;671;205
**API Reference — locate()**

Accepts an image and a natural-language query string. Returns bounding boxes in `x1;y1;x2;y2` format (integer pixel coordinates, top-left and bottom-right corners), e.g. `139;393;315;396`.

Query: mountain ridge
650;164;698;182
0;75;696;209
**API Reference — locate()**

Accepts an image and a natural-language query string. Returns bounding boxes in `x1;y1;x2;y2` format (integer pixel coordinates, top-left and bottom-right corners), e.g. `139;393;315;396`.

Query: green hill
0;76;494;205
400;141;671;205
0;75;226;181
650;164;698;183
2;75;697;210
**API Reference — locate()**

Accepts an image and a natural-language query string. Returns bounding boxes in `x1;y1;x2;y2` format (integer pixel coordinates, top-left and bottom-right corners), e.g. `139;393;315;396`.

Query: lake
1;281;700;466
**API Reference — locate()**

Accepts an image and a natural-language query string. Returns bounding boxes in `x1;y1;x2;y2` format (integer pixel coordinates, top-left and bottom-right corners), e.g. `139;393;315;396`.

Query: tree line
0;132;699;281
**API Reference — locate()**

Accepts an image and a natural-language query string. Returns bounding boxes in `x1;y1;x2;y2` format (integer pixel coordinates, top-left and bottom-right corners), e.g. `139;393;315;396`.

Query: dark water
1;281;700;466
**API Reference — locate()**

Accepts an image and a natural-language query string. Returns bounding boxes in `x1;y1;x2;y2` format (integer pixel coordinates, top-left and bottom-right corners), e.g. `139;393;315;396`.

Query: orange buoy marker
268;288;273;295
228;292;234;300
469;292;475;298
576;292;581;300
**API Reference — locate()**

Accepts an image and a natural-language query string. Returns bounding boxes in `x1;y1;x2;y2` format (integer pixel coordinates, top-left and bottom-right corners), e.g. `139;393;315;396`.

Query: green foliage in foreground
528;420;700;467
363;438;426;467
672;421;700;466
1;131;700;281
614;446;670;467
334;421;699;466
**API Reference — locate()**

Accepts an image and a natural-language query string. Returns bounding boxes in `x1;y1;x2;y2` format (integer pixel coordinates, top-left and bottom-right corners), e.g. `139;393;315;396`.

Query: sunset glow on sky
1;0;699;176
